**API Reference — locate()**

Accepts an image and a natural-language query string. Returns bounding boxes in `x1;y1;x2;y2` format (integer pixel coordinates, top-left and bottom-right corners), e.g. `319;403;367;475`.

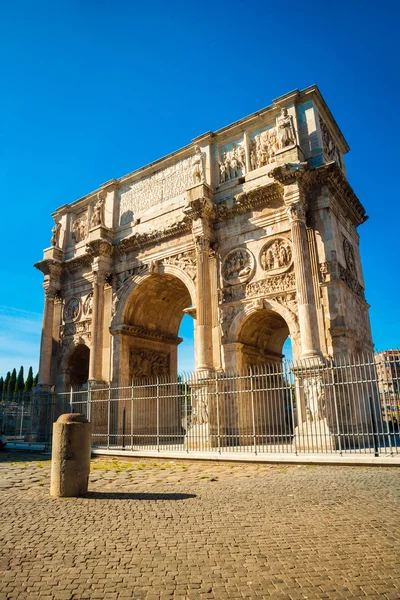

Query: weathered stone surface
50;414;91;497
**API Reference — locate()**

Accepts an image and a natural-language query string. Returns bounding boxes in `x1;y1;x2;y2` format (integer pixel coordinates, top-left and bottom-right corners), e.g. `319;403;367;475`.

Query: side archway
111;267;195;384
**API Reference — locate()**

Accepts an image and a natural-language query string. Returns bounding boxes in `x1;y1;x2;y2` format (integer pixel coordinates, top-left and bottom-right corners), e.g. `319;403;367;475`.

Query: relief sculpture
260;238;292;275
222;248;254;285
63;297;81;322
219;143;246;183
130;350;169;379
71;213;88;243
250;128;278;170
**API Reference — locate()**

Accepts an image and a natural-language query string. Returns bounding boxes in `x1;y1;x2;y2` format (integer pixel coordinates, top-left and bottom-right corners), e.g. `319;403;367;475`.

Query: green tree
7;368;17;399
0;377;3;400
14;366;24;400
23;366;34;395
3;372;10;400
33;372;39;388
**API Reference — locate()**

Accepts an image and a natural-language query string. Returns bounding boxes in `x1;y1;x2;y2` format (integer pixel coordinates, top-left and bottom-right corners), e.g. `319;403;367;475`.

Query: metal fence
50;353;400;457
0;393;70;449
1;353;398;457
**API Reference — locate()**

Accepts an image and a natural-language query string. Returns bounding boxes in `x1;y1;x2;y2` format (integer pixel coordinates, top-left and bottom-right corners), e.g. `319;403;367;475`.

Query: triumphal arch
35;85;373;394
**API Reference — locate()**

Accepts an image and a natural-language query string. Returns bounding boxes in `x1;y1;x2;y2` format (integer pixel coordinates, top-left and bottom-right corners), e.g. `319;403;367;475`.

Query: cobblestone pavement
0;452;399;600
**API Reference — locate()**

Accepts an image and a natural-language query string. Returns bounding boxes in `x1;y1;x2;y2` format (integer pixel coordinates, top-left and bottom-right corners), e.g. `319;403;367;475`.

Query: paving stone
0;452;399;599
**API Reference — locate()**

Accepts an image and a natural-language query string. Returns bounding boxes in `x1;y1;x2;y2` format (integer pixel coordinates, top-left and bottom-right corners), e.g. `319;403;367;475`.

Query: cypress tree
14;366;24;400
24;366;34;395
7;368;17;399
0;377;3;400
3;372;10;400
33;372;39;388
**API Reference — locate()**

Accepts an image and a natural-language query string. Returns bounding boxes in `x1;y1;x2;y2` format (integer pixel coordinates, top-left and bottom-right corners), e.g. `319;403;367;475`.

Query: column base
295;418;337;452
184;423;211;451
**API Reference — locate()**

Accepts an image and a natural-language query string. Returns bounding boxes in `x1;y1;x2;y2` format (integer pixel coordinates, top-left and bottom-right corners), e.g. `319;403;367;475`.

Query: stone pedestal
50;413;91;497
295;418;336;452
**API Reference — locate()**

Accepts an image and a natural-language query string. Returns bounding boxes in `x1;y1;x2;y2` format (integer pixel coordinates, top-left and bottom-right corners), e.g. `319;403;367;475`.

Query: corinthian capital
287;202;306;224
195;236;211;253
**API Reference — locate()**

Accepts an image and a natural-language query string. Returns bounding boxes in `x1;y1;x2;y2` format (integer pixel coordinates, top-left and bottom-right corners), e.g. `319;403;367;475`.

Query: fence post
131;382;134;451
156;376;160;452
185;378;189;454
249;367;257;455
69;386;73;414
331;360;342;455
107;384;111;449
87;381;92;423
216;371;221;454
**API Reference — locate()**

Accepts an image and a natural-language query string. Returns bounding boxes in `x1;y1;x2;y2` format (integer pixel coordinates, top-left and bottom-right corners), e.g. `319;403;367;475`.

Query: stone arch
64;343;90;387
111;266;195;384
226;298;300;370
112;264;196;331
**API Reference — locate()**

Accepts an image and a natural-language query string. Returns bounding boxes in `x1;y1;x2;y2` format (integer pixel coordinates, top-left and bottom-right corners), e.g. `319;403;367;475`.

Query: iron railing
52;353;400;456
1;353;399;456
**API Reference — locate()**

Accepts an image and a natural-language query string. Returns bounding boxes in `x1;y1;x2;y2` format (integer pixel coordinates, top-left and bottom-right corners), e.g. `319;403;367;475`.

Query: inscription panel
118;156;193;226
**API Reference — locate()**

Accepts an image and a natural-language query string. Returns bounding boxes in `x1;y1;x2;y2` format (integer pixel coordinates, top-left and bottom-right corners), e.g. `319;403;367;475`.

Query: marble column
38;287;57;387
88;270;105;383
288;202;322;359
195;236;214;370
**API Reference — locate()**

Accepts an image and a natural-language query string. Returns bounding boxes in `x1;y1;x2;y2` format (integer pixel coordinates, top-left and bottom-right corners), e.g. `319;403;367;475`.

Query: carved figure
91;194;104;228
218;160;227;184
51;221;61;248
276;107;295;148
71;214;88;243
260;239;292;273
191;146;205;184
250;150;257;171
83;292;93;316
223;249;254;285
130;350;169;379
304;376;325;422
64;297;81;322
343;238;356;276
319;116;341;165
219;143;246;182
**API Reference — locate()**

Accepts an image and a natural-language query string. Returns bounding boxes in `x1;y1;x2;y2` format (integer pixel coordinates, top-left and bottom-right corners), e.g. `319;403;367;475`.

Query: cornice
64;254;92;273
110;324;183;345
34;258;63;278
114;217;192;255
216;182;282;221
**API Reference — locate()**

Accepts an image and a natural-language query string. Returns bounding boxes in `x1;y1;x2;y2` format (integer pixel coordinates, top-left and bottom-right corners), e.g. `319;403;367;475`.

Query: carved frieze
63;297;81;322
83;292;93;316
338;263;364;300
319;116;341;165
250;127;278;170
130;350;169;379
222;248;255;286
343;238;356;277
221;272;296;303
163;251;197;280
319;260;364;300
220;304;243;339
60;319;91;339
118;155;193;225
246;272;296;298
219;141;246;183
71;212;88;243
260;238;293;275
115;217;192;254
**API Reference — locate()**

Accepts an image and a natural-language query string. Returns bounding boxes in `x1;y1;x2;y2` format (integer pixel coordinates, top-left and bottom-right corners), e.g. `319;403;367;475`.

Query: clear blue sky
0;0;398;377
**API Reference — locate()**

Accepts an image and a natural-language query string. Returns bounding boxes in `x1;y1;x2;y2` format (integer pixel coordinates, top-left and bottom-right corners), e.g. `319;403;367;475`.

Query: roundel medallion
222;248;255;286
259;237;293;275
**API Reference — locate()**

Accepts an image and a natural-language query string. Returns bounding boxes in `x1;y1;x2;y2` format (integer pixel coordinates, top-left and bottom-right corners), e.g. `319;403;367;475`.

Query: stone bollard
50;413;91;497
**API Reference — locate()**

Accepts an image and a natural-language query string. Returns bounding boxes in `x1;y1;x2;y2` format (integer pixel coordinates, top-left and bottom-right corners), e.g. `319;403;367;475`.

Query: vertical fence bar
216;371;221;454
156;376;160;452
331;358;342;455
107;384;111;449
249;367;257;455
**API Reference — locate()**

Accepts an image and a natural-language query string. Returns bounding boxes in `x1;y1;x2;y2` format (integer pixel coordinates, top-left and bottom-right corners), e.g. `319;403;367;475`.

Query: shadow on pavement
83;491;196;501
